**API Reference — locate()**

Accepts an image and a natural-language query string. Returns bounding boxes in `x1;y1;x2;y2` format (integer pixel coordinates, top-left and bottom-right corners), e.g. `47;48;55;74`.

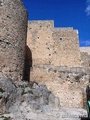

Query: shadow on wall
81;117;89;120
81;88;87;109
23;45;32;81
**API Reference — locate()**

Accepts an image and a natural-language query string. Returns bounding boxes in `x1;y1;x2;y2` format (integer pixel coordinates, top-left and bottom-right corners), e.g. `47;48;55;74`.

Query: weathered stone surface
80;52;90;67
80;47;90;55
0;0;28;81
80;46;90;67
0;0;90;119
0;72;17;114
27;21;90;68
0;79;87;120
30;65;90;108
27;20;81;67
26;21;90;109
15;81;60;110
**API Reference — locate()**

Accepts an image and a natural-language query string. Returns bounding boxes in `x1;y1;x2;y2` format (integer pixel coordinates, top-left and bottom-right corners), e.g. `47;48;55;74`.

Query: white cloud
85;40;90;46
86;0;90;15
82;40;90;46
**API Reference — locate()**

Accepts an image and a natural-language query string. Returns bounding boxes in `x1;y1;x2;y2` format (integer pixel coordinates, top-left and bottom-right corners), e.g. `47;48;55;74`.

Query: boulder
0;72;17;114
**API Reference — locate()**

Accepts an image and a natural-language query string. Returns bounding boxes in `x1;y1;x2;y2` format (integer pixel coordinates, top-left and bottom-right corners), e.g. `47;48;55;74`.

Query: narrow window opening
59;38;63;43
60;38;62;40
40;25;42;28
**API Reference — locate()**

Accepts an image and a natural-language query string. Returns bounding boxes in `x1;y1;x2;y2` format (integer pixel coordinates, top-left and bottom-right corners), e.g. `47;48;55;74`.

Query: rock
0;77;88;119
49;93;60;109
0;72;17;114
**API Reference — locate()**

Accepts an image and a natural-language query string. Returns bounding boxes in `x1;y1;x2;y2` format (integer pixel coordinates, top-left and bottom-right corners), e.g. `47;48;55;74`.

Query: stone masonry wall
0;0;28;81
27;20;81;67
80;52;90;67
27;20;89;108
52;28;81;66
27;20;54;65
80;47;90;67
30;65;90;108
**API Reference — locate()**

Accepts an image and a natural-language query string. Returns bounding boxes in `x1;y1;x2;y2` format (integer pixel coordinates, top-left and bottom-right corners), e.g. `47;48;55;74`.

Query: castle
27;20;90;67
27;20;81;67
27;20;90;108
0;0;90;109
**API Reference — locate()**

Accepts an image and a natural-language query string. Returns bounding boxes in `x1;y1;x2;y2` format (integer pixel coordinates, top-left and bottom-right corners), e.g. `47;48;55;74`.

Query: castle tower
27;20;81;67
0;0;28;81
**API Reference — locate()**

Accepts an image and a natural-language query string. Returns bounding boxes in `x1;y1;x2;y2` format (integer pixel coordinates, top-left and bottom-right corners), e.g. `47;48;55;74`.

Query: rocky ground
0;72;88;120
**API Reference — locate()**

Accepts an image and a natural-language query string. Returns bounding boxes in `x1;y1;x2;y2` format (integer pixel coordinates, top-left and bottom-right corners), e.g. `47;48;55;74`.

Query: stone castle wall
0;0;28;81
80;47;90;67
26;20;90;108
1;0;90;109
30;65;90;108
27;20;81;67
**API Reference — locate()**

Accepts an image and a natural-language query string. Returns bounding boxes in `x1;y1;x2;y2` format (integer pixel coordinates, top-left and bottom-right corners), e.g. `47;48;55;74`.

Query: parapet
53;27;79;38
54;27;73;31
28;20;54;30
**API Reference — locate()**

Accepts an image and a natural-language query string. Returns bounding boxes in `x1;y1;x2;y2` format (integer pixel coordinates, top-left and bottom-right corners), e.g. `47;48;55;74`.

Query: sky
22;0;90;47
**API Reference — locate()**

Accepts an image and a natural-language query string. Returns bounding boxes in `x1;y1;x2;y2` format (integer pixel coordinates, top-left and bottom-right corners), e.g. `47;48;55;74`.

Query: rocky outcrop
0;73;87;120
0;0;28;81
0;72;17;114
0;72;60;115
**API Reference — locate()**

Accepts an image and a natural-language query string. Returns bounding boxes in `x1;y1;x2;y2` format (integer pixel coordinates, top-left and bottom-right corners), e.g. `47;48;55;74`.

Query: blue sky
22;0;90;47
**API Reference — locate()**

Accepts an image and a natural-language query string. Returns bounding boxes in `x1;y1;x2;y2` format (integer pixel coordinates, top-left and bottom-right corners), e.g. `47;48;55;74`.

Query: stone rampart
0;0;28;81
